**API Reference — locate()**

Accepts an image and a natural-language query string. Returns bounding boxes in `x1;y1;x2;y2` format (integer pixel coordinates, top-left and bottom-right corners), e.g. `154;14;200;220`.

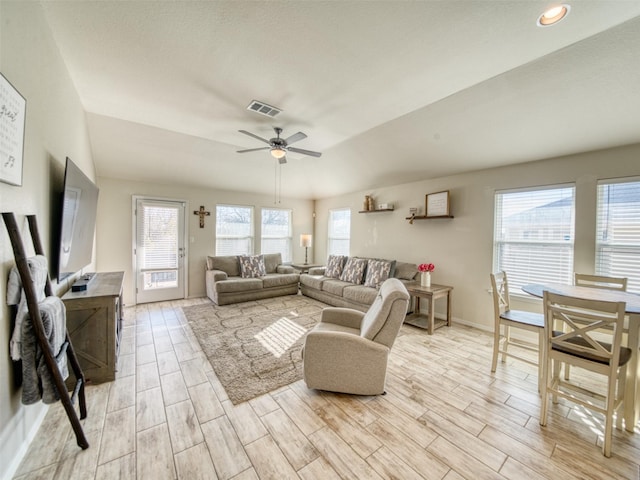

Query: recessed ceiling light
537;4;570;27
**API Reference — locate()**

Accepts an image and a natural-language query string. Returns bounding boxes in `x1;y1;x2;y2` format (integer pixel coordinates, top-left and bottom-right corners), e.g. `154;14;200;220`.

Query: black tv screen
57;157;99;280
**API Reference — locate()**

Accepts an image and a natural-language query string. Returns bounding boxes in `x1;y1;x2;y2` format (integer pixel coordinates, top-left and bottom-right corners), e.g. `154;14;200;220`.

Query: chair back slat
574;273;628;292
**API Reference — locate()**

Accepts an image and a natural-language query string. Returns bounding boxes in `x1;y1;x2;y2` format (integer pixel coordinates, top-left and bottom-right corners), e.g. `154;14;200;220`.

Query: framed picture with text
426;190;450;217
0;72;26;186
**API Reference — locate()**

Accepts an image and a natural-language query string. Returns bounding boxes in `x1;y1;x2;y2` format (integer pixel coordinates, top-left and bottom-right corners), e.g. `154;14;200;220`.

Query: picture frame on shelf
0;72;26;186
426;190;450;217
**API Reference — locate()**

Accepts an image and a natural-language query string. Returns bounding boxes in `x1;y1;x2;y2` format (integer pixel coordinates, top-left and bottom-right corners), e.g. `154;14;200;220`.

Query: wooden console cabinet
62;272;124;385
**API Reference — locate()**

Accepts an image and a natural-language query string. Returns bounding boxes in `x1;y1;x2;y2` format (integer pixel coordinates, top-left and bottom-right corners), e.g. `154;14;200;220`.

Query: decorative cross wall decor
194;206;210;228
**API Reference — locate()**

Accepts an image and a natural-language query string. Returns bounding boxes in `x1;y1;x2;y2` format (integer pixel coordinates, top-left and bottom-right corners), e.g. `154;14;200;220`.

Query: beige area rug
183;294;326;404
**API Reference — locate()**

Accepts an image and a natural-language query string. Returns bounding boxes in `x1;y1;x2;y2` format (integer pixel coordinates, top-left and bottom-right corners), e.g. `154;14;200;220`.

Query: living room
3;2;640;479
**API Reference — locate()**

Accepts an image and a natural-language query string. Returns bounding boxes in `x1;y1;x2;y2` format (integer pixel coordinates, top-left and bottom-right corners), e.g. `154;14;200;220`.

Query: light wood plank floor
12;296;640;479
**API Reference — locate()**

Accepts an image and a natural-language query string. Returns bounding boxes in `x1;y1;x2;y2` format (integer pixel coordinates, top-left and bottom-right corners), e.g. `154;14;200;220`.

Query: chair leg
491;323;501;372
564;364;571;381
603;371;619;458
501;325;510;363
552;359;561;404
615;365;626;431
537;330;544;393
540;355;550;426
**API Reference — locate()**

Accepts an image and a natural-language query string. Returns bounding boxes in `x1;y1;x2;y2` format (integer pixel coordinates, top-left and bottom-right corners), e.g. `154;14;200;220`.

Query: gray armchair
302;278;410;395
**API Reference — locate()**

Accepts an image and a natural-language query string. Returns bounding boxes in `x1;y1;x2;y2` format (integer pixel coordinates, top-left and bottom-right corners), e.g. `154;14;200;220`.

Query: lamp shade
300;234;312;247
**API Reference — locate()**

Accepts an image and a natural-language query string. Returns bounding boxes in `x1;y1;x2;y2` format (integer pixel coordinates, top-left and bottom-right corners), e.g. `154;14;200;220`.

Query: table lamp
300;234;312;264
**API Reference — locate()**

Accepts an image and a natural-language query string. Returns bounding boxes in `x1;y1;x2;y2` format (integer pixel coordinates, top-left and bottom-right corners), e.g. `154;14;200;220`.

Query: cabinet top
62;271;124;299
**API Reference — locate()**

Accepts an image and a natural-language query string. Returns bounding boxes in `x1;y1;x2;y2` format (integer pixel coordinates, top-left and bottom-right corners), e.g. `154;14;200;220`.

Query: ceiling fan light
271;147;286;159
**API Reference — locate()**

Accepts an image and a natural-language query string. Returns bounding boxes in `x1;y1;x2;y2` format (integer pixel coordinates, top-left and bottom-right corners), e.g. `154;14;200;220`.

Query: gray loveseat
205;253;299;305
300;255;418;312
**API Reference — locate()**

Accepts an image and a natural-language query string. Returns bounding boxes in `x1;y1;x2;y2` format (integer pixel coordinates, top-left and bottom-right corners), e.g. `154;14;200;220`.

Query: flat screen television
56;157;100;280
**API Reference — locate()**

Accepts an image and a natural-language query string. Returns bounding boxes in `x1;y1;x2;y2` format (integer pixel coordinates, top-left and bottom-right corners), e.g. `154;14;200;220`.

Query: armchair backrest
360;278;410;347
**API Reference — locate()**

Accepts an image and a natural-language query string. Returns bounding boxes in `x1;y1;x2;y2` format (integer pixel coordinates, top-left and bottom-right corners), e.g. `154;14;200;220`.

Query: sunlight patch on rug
254;315;306;358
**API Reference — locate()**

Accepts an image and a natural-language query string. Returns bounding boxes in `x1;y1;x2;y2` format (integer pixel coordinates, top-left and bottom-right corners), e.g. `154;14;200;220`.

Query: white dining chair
490;271;545;391
540;291;629;457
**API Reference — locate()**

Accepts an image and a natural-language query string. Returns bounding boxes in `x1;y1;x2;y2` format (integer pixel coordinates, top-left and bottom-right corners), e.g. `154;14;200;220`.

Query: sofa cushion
262;273;300;288
325;255;347;279
300;274;326;290
216;277;263;293
263;253;282;274
339;257;367;284
208;255;240;276
322;279;354;296
343;285;379;305
363;259;392;289
394;261;418;281
239;255;266;278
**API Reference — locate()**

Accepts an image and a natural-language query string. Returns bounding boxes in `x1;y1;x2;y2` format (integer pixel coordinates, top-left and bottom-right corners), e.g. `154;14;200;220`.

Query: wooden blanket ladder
2;212;89;449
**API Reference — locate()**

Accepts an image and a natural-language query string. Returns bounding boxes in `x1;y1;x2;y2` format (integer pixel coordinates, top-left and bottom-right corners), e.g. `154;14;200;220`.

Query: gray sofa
205;253;299;305
300;256;418;312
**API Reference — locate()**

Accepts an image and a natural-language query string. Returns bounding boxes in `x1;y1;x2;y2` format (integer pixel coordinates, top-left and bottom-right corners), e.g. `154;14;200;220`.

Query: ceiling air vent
246;100;282;118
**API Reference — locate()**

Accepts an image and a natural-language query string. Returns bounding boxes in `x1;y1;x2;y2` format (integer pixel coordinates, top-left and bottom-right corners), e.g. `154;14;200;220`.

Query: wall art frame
0;72;26;186
426;190;451;217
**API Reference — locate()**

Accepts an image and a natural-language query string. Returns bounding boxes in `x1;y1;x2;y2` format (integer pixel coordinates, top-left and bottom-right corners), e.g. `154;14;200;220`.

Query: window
596;178;640;294
328;208;351;257
216;205;253;255
493;185;575;293
261;208;292;263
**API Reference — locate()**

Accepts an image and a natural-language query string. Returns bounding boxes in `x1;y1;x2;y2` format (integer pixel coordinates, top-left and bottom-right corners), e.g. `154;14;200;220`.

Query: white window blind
328;208;351;257
137;203;180;288
216;205;253;256
596;179;640;294
493;185;575;293
261;208;292;263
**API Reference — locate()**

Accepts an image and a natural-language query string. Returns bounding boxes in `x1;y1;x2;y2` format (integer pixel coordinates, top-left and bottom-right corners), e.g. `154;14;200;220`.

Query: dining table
522;283;640;432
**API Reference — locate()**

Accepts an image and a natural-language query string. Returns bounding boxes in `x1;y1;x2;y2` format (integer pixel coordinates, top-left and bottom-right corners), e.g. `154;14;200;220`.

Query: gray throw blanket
7;255;48;360
20;296;69;405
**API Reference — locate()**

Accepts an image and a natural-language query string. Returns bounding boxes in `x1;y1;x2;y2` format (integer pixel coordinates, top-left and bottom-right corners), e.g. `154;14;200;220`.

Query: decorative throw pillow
325;255;347;279
339;257;368;284
238;255;266;278
364;259;392;289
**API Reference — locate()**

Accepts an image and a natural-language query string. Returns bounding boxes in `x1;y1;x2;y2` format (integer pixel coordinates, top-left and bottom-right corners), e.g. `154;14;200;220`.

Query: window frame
215;204;254;256
328;207;351;257
595;176;640;294
493;184;576;295
260;207;293;263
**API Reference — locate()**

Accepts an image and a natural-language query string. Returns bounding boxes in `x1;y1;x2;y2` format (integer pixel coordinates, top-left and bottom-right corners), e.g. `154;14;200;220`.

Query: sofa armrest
206;269;228;283
320;307;364;329
276;265;295;274
309;266;326;275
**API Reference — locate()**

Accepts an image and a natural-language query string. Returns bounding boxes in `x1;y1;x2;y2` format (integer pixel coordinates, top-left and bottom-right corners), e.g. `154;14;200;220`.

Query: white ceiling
41;1;640;199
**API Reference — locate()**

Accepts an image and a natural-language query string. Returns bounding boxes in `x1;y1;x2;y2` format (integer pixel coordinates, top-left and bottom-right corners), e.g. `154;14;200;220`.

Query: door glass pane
139;204;179;290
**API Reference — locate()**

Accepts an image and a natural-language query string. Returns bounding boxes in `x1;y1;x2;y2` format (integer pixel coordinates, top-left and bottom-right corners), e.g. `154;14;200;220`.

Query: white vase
421;272;431;287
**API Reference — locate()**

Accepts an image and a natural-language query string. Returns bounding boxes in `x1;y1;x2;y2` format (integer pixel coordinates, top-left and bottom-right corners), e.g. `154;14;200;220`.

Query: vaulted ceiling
41;1;640;199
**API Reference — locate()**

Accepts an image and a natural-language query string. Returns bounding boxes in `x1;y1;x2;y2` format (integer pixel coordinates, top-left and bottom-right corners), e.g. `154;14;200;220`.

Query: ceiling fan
237;127;322;164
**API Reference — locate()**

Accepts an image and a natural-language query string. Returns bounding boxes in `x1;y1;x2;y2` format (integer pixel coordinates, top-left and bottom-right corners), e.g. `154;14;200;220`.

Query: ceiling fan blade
237;147;270;153
239;130;271;145
287;146;322;158
284;132;307;145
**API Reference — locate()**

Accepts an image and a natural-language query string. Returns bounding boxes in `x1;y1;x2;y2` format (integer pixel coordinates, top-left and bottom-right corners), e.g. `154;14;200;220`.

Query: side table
291;263;322;274
404;282;453;334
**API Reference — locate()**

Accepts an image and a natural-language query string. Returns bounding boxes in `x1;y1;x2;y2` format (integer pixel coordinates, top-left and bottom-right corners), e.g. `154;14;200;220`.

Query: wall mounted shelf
359;208;394;213
406;214;454;222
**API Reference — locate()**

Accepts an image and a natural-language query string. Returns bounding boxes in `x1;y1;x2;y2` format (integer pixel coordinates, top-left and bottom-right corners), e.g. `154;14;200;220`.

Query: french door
134;197;186;304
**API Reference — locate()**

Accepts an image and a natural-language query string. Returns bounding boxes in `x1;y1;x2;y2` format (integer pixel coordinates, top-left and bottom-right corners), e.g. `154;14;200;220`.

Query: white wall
95;177;315;305
314;143;640;331
0;3;95;478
